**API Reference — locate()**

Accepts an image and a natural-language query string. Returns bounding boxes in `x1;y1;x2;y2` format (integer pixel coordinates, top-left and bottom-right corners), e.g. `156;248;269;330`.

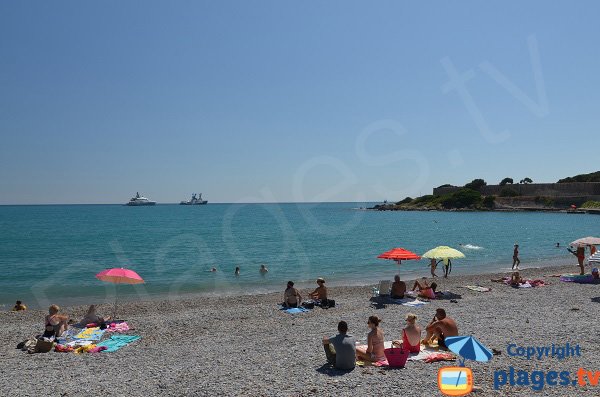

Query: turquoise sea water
0;203;598;309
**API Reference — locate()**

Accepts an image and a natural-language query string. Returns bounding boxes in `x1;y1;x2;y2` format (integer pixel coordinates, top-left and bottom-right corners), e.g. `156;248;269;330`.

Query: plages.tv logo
436;335;493;396
438;366;473;396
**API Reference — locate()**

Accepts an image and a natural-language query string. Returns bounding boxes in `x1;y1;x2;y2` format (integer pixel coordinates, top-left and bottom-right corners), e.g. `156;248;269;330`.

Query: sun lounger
374;280;392;297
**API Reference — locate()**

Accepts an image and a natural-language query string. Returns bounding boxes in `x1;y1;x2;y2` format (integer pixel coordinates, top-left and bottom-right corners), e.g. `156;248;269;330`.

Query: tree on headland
499;178;513;186
558;171;600;183
464;179;487;191
519;177;533;184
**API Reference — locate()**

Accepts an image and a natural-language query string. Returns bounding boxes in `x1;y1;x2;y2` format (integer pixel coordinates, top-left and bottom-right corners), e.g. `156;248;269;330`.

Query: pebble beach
1;263;599;396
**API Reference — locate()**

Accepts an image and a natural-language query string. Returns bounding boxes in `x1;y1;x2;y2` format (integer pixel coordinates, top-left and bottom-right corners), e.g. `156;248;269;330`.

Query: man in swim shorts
424;308;458;349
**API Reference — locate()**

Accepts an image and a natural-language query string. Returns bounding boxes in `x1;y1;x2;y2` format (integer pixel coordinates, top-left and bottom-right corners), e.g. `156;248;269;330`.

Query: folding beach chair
374;280;392;297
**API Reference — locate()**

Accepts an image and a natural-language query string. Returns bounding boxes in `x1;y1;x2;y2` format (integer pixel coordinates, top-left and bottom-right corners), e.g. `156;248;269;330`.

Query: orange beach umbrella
377;247;421;264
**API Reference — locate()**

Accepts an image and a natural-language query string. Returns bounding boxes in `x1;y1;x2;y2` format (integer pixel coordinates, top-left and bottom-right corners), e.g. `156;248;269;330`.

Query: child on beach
429;259;439;277
12;300;27;311
356;316;385;362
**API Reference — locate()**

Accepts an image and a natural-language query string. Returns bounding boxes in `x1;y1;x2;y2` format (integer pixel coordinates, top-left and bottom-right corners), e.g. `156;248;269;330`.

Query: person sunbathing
391;275;406;299
510;271;523;286
356;316;386;362
392;313;421;353
283;281;302;308
412;280;437;299
309;278;328;303
80;305;112;326
42;304;69;339
423;308;458;349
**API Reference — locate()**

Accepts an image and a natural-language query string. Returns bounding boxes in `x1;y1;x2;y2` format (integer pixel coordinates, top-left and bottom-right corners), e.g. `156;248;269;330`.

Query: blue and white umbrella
444;335;493;366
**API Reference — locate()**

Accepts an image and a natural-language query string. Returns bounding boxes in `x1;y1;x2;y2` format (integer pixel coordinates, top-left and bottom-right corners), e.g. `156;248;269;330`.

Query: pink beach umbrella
96;268;144;319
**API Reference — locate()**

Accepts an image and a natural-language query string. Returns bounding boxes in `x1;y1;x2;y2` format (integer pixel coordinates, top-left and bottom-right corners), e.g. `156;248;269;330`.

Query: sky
1;1;599;204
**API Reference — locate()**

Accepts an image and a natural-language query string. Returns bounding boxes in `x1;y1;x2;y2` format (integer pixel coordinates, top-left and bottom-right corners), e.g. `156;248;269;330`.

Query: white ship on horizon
125;192;156;206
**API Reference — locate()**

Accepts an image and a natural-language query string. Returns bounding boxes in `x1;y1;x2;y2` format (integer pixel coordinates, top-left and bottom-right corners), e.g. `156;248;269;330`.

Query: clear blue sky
1;1;599;204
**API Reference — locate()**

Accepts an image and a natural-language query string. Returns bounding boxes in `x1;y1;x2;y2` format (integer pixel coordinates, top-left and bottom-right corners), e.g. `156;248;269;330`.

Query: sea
1;203;597;309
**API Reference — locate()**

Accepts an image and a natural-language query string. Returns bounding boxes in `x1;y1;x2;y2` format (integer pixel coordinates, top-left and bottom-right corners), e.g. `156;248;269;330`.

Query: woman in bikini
412;280;437;299
392;313;422;353
356;316;385;362
42;304;69;339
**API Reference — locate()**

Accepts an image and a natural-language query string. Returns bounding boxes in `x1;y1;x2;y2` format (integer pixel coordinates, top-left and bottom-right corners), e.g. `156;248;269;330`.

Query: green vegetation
396;197;413;205
519;177;533;184
499;177;513;186
535;196;554;207
581;201;600;209
464;178;487;191
387;188;490;210
558;171;600;183
482;195;496;208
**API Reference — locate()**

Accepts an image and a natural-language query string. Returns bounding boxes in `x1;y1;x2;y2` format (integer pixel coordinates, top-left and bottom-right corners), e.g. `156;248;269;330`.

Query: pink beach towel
106;322;130;333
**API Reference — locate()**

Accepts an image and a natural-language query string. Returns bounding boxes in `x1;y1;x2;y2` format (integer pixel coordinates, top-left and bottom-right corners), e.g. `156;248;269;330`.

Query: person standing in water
512;244;520;270
235;266;240;276
259;264;268;274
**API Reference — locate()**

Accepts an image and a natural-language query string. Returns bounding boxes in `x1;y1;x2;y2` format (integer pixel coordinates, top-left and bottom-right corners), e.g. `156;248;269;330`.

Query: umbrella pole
112;285;118;320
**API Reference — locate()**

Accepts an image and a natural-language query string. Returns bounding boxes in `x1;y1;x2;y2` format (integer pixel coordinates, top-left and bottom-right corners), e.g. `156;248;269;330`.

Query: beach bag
323;299;335;308
384;347;409;368
34;339;54;353
302;301;315;309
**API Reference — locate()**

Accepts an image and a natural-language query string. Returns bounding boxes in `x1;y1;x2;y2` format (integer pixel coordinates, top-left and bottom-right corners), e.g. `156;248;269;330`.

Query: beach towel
66;340;94;348
106;322;130;333
283;307;309;314
463;285;491;292
73;327;105;341
278;305;309;314
96;335;141;353
407;345;440;361
423;352;456;363
401;299;428;307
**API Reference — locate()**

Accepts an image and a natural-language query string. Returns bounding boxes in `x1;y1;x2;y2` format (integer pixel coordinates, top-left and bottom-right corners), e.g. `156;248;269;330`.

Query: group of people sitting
389;275;438;300
40;304;112;340
284;278;332;308
321;308;459;370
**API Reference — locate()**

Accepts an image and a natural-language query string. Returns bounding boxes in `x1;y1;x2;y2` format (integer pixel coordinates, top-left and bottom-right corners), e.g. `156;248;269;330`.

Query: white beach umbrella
570;237;600;247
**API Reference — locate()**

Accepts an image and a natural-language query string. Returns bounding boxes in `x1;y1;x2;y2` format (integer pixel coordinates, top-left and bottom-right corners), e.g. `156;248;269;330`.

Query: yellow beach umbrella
422;246;465;259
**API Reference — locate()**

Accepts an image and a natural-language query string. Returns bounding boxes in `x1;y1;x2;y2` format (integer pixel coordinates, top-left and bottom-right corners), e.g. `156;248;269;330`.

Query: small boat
180;193;208;205
125;192;156;206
